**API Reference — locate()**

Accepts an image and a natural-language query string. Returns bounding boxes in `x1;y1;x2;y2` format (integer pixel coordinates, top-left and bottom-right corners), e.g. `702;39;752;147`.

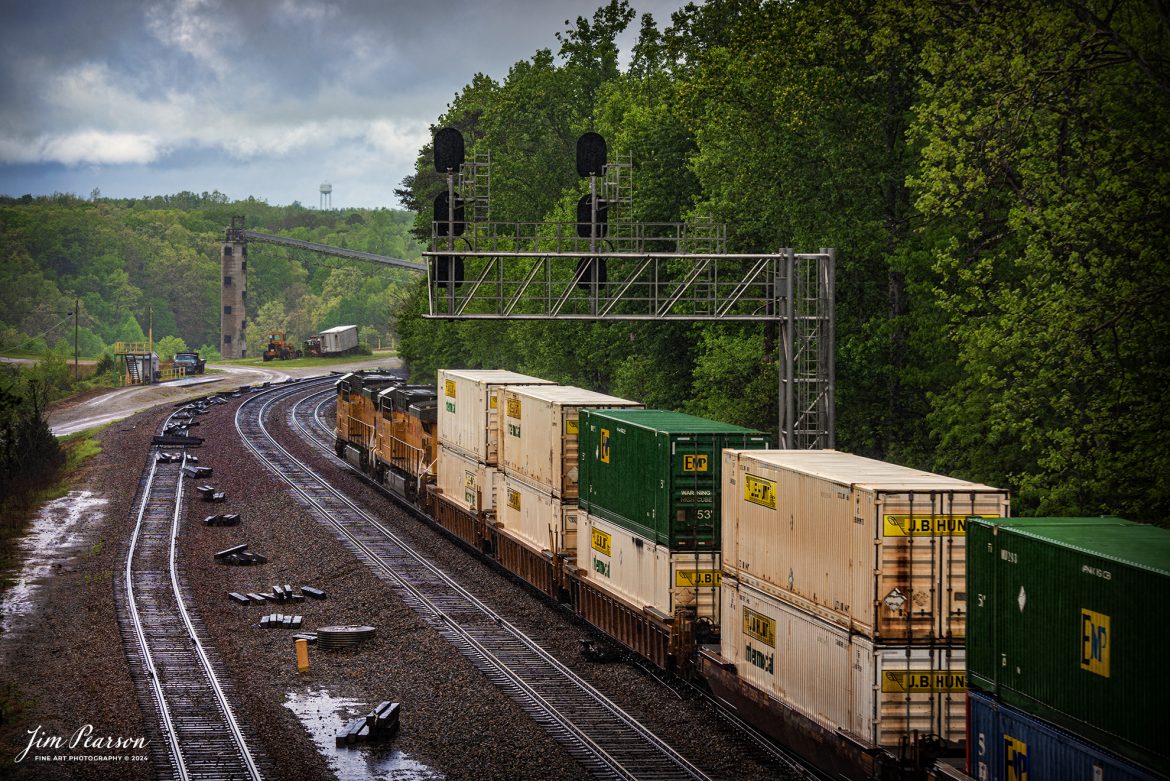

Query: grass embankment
0;428;105;590
218;349;398;370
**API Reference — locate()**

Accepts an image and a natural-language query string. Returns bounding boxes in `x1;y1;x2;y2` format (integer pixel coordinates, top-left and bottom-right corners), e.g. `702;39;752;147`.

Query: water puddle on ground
0;490;107;640
284;688;443;781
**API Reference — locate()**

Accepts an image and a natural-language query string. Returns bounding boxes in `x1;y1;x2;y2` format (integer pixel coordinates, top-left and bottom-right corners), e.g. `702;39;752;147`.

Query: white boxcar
436;369;555;465
436;445;497;514
721;449;1009;642
319;325;359;355
500;385;641;499
495;472;578;554
577;512;720;621
721;576;966;748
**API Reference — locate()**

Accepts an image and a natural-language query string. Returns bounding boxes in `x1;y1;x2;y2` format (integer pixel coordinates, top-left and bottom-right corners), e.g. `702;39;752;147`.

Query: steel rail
120;406;264;781
235;381;712;781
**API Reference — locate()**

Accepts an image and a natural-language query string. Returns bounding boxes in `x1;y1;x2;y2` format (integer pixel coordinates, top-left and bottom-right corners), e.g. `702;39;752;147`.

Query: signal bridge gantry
425;128;835;449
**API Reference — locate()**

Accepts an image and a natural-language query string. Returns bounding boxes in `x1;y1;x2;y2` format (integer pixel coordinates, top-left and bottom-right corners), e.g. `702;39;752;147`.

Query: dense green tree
907;0;1170;520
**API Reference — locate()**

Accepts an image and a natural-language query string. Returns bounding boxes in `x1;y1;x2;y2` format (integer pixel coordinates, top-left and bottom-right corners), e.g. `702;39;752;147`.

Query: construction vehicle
262;331;302;361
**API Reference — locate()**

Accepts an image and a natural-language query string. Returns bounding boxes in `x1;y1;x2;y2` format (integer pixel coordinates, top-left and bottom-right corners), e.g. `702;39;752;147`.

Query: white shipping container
721;450;1009;641
577;513;720;621
500;385;641;498
496;473;578;554
436;369;555;465
319;324;359;354
721;577;967;748
436;446;497;514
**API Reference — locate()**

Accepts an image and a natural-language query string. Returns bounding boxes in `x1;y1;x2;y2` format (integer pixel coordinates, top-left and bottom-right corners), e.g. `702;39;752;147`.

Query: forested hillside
394;0;1169;523
0;193;422;360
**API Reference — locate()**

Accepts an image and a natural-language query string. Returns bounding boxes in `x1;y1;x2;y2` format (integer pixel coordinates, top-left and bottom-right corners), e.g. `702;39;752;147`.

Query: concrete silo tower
221;217;248;358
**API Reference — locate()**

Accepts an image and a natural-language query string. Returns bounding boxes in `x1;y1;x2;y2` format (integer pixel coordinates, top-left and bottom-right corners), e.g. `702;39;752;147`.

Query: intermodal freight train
333;368;1170;781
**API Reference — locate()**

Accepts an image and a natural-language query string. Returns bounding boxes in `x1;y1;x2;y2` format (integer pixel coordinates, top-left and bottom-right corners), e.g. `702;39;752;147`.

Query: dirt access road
46;356;403;436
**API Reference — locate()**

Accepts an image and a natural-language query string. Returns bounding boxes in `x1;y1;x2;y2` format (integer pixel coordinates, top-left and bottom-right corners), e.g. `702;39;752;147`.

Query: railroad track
115;405;264;781
236;379;712;781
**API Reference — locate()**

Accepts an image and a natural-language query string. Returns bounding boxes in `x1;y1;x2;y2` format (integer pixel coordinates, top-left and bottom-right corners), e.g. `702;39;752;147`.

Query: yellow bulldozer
262;331;302;361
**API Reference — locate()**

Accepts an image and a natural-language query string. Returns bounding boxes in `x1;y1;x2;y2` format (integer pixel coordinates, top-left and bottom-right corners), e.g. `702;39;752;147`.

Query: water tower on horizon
319;182;332;209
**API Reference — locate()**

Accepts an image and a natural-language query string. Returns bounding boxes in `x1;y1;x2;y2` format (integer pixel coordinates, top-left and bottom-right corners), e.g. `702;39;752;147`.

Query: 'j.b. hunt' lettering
1081;608;1111;678
882;514;997;537
880;670;966;693
745;642;774;674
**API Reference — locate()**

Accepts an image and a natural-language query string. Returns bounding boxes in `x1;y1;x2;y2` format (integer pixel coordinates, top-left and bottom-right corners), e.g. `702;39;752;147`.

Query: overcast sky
0;0;689;209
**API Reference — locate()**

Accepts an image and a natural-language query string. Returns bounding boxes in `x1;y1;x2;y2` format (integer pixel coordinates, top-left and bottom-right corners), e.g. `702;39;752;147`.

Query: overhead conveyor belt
242;230;426;271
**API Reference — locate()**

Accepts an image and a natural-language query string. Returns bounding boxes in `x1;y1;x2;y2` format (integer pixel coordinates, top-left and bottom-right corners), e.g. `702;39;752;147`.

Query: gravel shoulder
0;410;164;781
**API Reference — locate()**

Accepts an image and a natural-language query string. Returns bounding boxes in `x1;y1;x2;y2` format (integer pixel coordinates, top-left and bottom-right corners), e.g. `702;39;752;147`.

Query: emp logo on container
506;397;521;419
1080;608;1111;678
683;454;709;472
507;490;521;511
599;428;611;463
1004;735;1028;781
444;379;456;398
591;528;612;557
743;474;776;509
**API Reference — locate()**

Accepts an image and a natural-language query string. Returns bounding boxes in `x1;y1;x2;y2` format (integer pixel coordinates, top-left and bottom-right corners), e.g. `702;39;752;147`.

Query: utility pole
73;297;79;380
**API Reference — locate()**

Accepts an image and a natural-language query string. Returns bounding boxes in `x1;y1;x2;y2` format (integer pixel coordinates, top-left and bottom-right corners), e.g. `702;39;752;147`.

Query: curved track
236;379;712;781
116;405;264;781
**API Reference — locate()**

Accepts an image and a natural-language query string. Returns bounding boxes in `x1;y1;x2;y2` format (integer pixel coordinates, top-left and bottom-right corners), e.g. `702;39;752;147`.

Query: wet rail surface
115;405;265;781
235;379;713;781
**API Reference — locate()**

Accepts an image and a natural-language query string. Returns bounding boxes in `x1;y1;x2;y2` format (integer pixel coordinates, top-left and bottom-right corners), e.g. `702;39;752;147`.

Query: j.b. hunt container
436;445;497;514
436;369;554;466
966;519;1170;778
720;577;966;749
721;450;1009;642
578;409;770;550
577;512;720;621
500;385;641;499
967;689;1163;781
495;472;579;555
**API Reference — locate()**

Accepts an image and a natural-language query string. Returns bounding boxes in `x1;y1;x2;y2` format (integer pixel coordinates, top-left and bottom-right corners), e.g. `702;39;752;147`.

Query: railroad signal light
436;255;464;289
433;127;465;173
576;257;607;291
576;194;608;239
433;191;466;237
576;132;607;177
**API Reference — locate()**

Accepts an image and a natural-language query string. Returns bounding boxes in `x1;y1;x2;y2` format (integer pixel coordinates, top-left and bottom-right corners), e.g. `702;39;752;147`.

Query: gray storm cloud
0;0;686;207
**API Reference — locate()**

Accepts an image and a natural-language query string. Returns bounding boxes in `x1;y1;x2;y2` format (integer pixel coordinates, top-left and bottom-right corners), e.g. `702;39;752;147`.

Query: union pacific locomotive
332;367;1170;781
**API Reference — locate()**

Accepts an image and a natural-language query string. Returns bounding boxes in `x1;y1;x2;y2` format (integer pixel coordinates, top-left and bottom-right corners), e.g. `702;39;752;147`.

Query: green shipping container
967;518;1170;778
578;409;770;549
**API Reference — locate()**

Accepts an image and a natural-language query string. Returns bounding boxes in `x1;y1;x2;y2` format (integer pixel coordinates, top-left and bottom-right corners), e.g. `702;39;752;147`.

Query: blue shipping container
967;689;1164;781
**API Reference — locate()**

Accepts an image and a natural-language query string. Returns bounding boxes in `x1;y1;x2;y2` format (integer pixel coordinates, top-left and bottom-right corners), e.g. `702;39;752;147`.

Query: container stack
717;450;1009;752
434;370;555;515
575;409;769;622
965;518;1170;781
495;385;642;557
